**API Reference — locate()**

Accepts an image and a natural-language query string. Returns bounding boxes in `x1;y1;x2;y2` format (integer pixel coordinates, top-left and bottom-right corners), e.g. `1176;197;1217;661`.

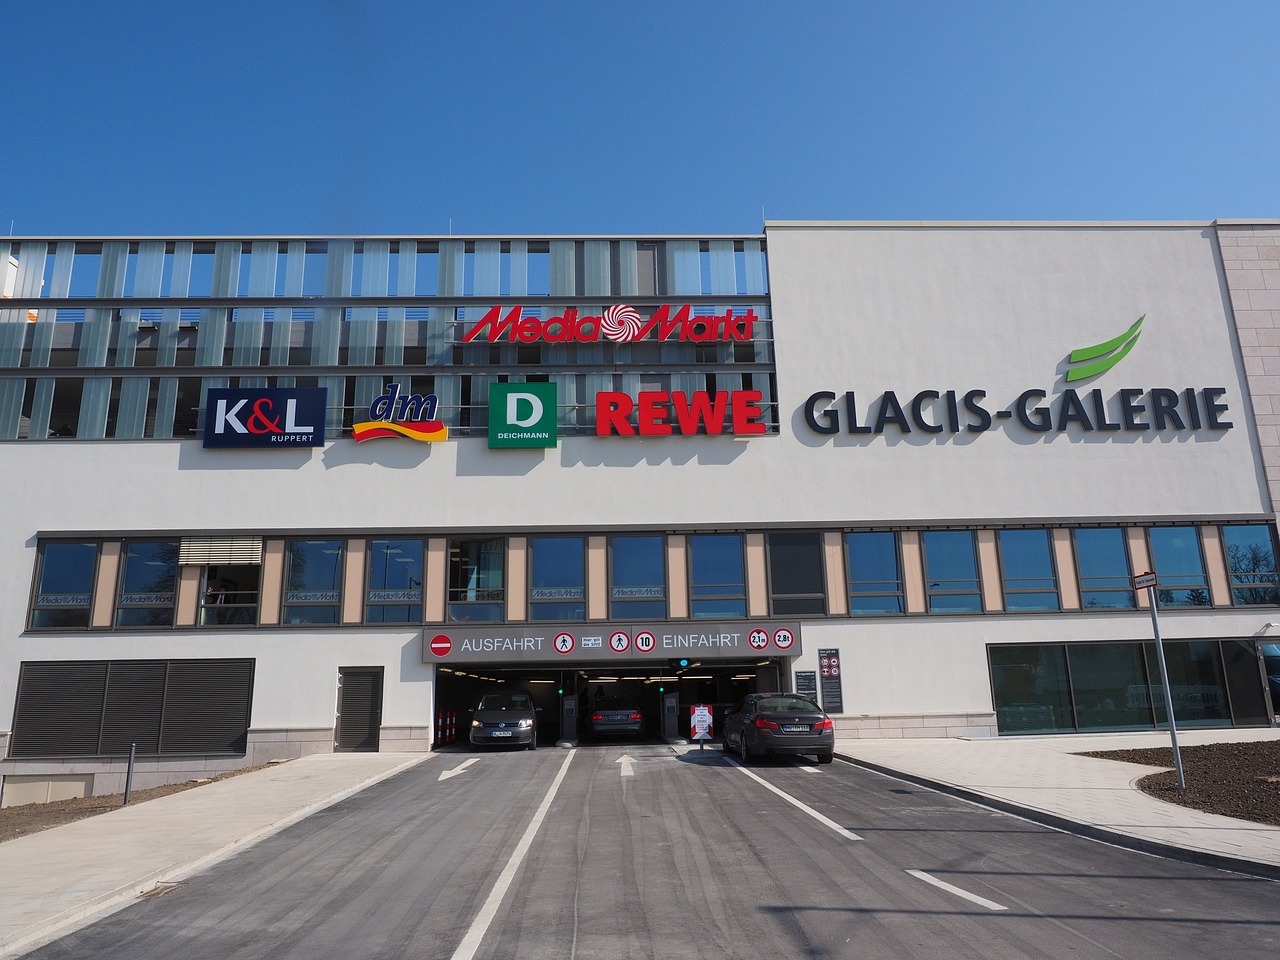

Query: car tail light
754;717;781;731
591;714;603;721
813;717;834;732
629;712;642;720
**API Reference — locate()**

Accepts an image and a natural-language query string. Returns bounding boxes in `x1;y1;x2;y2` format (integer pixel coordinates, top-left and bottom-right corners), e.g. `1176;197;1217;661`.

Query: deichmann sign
461;303;758;345
489;382;558;448
804;316;1233;438
203;388;326;448
421;620;803;664
352;383;448;442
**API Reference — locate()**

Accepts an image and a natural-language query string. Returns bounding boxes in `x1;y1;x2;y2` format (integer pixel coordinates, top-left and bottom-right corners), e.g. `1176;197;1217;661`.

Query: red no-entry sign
429;635;452;657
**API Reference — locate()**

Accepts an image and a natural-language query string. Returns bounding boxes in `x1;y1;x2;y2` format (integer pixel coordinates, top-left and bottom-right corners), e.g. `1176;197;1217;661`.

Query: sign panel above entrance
422;621;801;665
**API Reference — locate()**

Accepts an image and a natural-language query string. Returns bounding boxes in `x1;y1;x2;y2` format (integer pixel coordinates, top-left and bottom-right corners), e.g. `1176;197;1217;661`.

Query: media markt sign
489;382;558;448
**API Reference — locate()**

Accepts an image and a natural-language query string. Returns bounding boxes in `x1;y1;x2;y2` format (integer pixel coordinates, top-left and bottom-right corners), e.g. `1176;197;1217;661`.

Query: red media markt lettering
460;304;756;345
596;390;767;436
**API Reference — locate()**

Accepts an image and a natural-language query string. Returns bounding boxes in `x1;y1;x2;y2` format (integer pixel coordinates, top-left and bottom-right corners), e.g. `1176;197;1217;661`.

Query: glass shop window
998;529;1060;612
200;564;261;626
688;534;746;619
528;537;585;621
1072;528;1135;609
766;531;826;616
366;539;424;623
609;535;666;620
923;531;982;613
846;532;904;615
283;539;344;624
1221;524;1280;606
449;537;505;622
1146;527;1211;607
30;541;98;629
115;541;179;627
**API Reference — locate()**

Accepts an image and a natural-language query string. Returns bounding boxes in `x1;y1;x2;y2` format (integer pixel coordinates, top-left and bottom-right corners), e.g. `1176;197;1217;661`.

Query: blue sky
5;1;1278;237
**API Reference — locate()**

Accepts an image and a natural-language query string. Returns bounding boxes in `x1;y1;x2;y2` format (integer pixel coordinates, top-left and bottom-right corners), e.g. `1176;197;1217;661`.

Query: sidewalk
0;752;432;958
835;726;1280;880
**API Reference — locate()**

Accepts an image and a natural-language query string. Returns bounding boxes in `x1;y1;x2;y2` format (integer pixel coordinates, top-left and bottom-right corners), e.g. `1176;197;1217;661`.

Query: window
366;539;424;623
283;539;344;624
528;537;585;621
998;529;1059;612
989;645;1073;733
846;532;903;615
9;659;254;758
1146;527;1211;607
200;564;260;626
1221;524;1280;606
923;531;982;613
767;532;825;616
31;541;97;629
609;535;666;620
688;534;746;618
115;541;178;627
449;537;505;622
1072;528;1135;609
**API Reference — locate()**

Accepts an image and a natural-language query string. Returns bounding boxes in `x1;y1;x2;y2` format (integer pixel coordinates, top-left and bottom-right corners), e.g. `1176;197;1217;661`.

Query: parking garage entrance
424;620;803;745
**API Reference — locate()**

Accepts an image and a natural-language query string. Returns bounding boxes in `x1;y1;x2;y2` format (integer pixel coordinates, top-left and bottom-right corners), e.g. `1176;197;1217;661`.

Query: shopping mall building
2;221;1279;804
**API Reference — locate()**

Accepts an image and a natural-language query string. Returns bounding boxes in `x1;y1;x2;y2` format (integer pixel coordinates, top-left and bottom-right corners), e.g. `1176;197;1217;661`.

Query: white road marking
449;750;576;960
616;754;636;778
906;869;1008;911
733;762;862;840
438;758;479;781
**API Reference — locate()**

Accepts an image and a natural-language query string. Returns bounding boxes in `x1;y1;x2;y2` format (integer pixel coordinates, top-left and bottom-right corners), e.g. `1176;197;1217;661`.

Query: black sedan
722;692;834;764
585;696;644;739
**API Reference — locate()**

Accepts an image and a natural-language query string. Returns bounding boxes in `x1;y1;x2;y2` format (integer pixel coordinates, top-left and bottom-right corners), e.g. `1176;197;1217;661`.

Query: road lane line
906;869;1008;911
450;750;577;960
732;762;862;840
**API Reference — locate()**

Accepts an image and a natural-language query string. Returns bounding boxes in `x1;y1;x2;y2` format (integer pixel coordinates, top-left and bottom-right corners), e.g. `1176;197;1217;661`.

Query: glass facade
366;539;424;623
609;535;666;620
283;539;344;624
688;534;746;619
923;531;982;613
1147;526;1211;606
528;537;585;621
115;541;178;627
998;529;1059;612
1073;528;1135;609
846;532;903;615
767;532;825;616
448;538;504;622
1221;524;1280;605
30;541;98;629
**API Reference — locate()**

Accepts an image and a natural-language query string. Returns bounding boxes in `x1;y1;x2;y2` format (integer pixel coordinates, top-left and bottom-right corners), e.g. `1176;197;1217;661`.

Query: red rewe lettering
731;390;767;434
671;391;729;434
638;392;672;435
596;393;634;435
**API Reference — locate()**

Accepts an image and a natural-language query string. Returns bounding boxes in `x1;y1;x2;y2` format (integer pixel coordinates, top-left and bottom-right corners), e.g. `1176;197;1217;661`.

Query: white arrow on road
616;755;636;778
439;758;479;781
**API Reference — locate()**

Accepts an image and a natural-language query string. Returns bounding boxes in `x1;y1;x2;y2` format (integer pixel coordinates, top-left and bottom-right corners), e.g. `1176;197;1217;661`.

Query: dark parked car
470;690;538;749
723;692;834;764
586;696;644;739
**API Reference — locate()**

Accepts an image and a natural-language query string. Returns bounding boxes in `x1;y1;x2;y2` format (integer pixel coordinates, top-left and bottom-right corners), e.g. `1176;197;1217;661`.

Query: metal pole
123;742;137;806
1146;585;1186;789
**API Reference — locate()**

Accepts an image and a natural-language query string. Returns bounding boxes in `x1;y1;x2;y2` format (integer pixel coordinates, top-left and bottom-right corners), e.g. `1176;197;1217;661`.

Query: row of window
29;523;1280;631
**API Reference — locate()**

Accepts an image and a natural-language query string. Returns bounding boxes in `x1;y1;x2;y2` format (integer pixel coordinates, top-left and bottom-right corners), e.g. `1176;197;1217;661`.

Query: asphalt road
22;743;1280;959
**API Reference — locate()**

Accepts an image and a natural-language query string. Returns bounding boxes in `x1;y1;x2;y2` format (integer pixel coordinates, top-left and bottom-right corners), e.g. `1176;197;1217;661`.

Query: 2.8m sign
203;388;327;448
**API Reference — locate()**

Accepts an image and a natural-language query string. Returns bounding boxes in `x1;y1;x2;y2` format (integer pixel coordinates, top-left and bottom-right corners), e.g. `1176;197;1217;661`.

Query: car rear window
594;697;640;710
757;697;821;713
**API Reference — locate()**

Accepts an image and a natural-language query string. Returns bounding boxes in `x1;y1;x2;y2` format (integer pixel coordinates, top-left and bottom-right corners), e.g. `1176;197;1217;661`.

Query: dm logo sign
353;384;448;442
204;388;327;448
489;382;558;448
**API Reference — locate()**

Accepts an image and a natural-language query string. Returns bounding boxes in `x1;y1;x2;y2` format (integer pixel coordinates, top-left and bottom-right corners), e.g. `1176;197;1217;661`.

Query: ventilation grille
179;538;264;565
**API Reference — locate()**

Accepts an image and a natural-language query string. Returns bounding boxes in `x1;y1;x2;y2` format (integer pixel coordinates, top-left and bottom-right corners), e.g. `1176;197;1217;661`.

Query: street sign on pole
690;704;713;750
1139;571;1187;790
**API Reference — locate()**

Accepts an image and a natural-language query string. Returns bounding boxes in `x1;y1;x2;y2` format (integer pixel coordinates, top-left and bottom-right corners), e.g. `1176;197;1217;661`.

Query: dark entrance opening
336;667;384;751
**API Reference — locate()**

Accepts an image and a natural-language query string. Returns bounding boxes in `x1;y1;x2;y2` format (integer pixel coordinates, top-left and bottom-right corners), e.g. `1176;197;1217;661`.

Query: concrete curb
837;752;1280;883
0;754;433;959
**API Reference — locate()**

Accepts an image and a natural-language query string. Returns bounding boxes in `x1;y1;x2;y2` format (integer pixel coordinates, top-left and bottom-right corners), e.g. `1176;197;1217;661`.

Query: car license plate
781;724;810;732
492;731;512;737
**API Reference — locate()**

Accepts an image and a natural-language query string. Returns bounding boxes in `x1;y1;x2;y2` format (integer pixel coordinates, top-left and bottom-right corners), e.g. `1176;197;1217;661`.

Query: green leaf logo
1065;315;1144;382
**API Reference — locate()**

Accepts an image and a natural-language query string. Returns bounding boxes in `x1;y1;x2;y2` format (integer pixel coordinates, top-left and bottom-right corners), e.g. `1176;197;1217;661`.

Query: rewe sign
461;303;758;345
597;390;767;436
